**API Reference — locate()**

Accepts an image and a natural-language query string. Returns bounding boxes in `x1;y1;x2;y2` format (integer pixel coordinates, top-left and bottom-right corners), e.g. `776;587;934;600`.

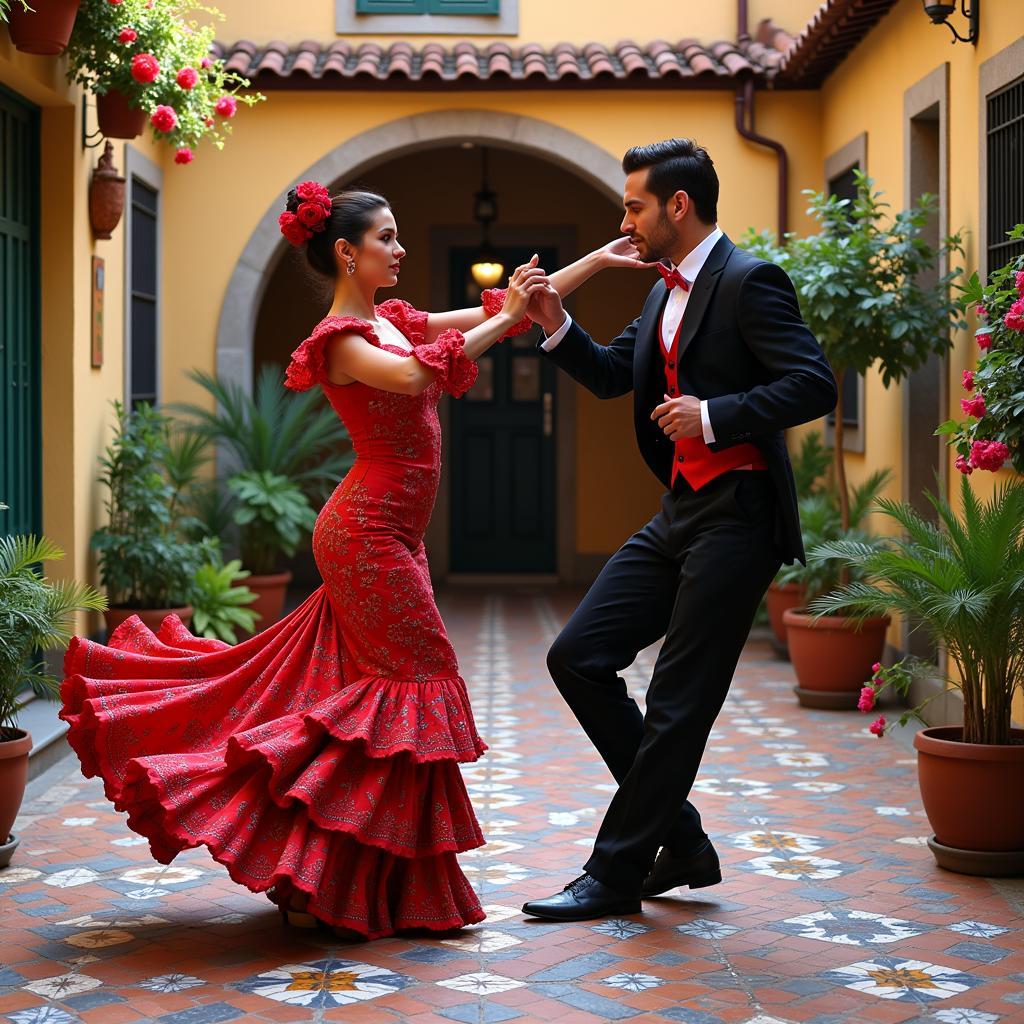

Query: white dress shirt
541;227;724;444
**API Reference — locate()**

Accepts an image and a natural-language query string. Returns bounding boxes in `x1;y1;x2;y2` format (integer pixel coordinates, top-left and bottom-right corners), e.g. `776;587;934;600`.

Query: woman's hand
500;255;548;322
597;236;648;269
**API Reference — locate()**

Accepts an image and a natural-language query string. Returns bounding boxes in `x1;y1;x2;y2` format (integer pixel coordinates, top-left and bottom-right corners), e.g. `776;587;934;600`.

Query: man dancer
521;138;837;921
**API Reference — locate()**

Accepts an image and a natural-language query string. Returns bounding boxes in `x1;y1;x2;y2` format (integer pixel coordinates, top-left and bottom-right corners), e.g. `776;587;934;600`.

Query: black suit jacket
540;234;837;564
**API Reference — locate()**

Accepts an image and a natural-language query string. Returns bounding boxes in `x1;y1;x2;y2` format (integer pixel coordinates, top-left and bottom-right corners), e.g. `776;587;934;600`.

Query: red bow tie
656;263;690;292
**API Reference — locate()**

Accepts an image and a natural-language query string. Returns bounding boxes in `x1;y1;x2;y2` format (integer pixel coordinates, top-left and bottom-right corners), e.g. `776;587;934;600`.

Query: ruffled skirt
59;586;487;939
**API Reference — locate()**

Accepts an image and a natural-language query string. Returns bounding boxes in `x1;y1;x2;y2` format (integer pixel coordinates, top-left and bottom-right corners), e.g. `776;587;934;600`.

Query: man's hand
526;281;567;336
652;393;702;441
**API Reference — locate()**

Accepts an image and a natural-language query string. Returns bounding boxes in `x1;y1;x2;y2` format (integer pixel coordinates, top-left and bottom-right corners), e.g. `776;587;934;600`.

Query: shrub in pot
189;550;258;645
0;505;105;867
91;401;213;635
815;475;1024;876
172;365;353;630
766;431;831;654
780;470;891;708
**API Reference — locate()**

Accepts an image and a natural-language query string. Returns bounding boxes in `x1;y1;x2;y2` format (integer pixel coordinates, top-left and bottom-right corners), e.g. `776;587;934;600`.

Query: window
823;148;866;453
124;148;162;410
986;76;1024;270
339;0;516;35
356;0;499;11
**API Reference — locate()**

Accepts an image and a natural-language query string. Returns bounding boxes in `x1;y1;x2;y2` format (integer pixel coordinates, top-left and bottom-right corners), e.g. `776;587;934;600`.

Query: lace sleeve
284;316;380;391
375;299;429;346
481;288;534;340
411;328;478;398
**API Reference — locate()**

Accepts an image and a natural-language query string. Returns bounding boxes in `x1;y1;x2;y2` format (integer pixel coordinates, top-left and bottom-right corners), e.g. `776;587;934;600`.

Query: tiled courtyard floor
2;588;1023;1024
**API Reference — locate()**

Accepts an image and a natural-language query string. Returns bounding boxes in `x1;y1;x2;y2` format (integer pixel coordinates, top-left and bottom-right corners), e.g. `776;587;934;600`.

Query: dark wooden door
449;245;558;573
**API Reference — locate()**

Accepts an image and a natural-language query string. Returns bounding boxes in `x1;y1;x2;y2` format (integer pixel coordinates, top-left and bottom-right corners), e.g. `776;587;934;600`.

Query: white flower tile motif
691;777;775;799
603;972;665;992
0;867;42;885
825;956;983;1003
8;1008;79;1024
675;918;740;940
111;836;149;847
463;839;524;859
23;973;103;999
793;781;846;794
43;867;100;889
122;887;171;900
64;928;136;949
60;817;97;827
895;836;931;846
773;752;829;767
932;1009;1001;1024
119;865;203;886
547;809;595;826
745;855;844;881
441;929;521;953
775;909;924;946
480;904;521;923
732;829;823;854
478;818;521;835
875;806;911;816
592;919;653;939
473;862;530;886
236;959;414;1007
138;973;205;993
437;972;525;995
736;725;798;738
949;921;1011;938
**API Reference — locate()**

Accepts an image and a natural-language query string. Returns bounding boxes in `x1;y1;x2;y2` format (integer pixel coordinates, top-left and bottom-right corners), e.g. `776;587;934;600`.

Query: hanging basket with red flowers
65;0;264;159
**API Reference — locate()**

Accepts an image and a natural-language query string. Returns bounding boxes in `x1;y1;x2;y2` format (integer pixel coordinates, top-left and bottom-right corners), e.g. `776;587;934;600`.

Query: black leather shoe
641;839;722;897
522;873;641;921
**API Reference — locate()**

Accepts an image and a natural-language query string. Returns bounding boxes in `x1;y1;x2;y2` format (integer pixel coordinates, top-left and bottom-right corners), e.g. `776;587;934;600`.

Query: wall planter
915;726;1024;877
783;608;889;709
89;141;125;240
104;606;193;637
765;581;804;656
96;90;145;141
241;571;292;635
0;728;32;868
7;0;80;55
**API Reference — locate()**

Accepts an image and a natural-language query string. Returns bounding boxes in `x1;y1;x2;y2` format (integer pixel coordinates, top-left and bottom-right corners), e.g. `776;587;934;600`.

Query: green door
0;86;41;538
448;245;558;573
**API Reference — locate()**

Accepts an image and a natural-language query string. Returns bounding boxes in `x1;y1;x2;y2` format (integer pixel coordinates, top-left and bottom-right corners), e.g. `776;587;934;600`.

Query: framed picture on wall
91;255;104;368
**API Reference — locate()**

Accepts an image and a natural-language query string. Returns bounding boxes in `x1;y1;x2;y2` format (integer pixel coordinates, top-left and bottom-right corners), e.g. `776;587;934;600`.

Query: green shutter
0;85;41;541
356;0;427;13
428;0;500;12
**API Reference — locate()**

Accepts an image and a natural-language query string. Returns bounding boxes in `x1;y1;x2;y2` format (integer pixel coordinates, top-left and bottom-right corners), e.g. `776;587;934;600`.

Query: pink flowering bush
813;474;1024;746
66;0;264;161
939;225;1024;473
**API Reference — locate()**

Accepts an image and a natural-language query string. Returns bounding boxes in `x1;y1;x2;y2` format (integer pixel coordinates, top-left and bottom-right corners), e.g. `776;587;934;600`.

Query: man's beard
642;208;679;265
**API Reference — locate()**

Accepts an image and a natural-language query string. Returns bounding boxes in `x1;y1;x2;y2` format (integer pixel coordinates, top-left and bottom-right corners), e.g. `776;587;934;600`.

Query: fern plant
0;507;107;734
809;475;1024;745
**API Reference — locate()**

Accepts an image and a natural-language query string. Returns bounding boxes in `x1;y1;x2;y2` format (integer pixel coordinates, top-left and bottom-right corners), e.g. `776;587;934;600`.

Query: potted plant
172;365;353;630
939;224;1024;477
65;0;263;156
6;0;81;56
766;430;831;654
190;549;258;644
0;503;105;868
780;471;892;707
91;401;213;634
813;475;1024;876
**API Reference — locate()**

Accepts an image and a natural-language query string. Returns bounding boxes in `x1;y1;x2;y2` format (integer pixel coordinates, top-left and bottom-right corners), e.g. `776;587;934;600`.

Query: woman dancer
60;180;639;939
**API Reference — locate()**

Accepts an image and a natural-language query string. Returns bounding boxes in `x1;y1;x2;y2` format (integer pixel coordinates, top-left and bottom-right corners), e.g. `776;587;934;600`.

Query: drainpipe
734;0;789;236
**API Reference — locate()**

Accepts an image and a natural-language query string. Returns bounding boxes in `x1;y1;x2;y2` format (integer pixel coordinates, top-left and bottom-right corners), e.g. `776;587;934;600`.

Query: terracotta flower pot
241;571;292;635
0;727;32;859
96;89;146;140
104;605;193;637
89;141;125;240
914;726;1024;876
783;608;890;709
766;581;805;654
7;0;80;55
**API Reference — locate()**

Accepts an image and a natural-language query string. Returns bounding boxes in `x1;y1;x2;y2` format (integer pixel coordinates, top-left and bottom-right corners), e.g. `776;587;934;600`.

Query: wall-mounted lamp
920;0;979;45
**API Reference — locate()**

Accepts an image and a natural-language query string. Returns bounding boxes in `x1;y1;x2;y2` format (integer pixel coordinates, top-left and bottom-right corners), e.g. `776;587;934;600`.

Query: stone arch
215;109;624;389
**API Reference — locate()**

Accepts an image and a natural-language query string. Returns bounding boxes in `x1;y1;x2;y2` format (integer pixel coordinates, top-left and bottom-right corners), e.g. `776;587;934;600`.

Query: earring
347;261;356;276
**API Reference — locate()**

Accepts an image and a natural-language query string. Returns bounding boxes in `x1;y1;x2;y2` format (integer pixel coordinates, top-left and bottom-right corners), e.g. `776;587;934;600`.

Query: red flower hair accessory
279;181;332;247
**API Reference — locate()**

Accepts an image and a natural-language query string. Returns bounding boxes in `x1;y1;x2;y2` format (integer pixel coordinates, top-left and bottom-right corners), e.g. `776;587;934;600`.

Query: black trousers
546;470;782;894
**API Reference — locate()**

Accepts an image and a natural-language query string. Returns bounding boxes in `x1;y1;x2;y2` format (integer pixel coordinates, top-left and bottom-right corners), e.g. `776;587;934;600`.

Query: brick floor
2;588;1023;1024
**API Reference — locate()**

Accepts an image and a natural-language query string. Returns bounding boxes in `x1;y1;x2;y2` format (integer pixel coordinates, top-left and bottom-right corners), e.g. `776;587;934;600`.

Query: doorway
448;245;559;573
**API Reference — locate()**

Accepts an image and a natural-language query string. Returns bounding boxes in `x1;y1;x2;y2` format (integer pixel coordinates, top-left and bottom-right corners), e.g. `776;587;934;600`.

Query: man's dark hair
622;138;719;224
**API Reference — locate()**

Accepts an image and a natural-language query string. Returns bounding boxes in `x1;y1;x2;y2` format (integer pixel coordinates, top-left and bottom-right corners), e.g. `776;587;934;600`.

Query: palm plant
0;510;107;733
809;475;1024;745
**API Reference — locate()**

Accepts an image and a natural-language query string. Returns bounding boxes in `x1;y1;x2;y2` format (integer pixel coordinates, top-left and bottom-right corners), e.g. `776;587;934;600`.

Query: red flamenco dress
60;296;529;939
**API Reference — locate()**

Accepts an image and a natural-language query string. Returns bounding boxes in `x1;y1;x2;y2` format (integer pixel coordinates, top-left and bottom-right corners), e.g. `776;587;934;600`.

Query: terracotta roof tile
212;36;784;91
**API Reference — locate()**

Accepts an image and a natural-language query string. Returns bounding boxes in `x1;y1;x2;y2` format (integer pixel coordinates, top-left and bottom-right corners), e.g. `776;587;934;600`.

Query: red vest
661;308;766;490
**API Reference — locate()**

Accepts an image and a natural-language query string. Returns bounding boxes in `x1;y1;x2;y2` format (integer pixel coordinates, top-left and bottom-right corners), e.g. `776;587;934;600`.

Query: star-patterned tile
824;955;985;1003
235;958;415;1007
772;909;927;945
